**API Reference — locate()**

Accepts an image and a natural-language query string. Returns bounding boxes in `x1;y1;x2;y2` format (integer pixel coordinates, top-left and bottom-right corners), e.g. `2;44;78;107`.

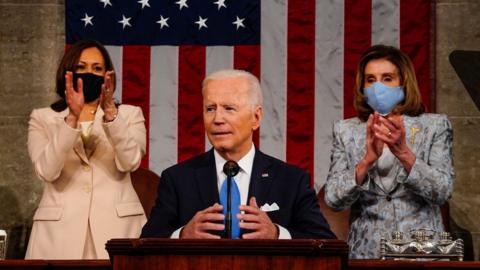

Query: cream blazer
25;105;147;259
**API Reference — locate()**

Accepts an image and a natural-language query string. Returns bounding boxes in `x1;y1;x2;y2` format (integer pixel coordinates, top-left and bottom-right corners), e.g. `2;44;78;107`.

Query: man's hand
238;197;278;239
180;203;225;239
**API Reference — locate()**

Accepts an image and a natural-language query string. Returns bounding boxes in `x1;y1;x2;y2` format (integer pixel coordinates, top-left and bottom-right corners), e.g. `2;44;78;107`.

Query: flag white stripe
149;46;179;175
260;0;287;161
314;0;345;190
372;0;400;47
205;46;234;151
105;46;123;102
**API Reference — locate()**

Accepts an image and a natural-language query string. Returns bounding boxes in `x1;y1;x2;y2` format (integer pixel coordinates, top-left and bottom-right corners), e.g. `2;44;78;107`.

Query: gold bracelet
103;107;118;122
104;113;117;123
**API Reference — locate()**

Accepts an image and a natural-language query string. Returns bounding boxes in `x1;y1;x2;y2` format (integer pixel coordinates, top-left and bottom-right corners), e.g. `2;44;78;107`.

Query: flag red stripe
400;0;432;112
122;46;150;169
234;45;261;148
286;0;316;184
178;46;206;162
343;0;372;119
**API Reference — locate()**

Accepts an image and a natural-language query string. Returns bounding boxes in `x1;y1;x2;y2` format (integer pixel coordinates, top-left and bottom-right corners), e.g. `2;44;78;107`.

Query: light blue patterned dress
325;113;454;259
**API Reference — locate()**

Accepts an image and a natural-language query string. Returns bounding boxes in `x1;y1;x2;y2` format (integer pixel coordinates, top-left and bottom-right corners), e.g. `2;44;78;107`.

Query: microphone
223;160;240;238
223;160;240;178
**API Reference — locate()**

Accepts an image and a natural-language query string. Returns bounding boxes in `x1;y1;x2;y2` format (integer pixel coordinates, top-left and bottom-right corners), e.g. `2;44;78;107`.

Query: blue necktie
220;177;241;238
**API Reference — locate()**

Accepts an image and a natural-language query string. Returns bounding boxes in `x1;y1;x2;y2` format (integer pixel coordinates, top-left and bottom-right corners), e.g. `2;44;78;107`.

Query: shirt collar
213;143;255;178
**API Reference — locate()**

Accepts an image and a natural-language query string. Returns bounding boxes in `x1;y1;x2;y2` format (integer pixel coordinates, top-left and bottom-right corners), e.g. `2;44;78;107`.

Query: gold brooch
410;127;420;145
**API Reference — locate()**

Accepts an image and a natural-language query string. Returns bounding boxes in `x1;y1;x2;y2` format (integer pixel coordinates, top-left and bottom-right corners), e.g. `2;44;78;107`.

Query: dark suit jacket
141;149;336;239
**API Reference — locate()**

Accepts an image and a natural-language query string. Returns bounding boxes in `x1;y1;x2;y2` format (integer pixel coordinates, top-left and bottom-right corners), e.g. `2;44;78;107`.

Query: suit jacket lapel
403;115;424;154
247;150;274;205
194;149;220;207
73;138;90;164
394;116;425;183
87;108;106;157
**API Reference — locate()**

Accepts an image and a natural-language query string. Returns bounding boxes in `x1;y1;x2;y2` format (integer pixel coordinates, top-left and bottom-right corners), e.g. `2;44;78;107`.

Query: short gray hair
202;69;263;107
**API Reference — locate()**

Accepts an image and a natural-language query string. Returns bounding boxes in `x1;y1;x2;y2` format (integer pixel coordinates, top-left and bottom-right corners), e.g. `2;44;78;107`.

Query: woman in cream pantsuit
25;40;147;259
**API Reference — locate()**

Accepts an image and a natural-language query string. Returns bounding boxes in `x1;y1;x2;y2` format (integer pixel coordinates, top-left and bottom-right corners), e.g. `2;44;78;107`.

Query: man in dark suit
141;69;335;239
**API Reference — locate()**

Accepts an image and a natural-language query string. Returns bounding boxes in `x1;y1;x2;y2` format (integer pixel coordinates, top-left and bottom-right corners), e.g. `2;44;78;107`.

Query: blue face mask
364;82;405;116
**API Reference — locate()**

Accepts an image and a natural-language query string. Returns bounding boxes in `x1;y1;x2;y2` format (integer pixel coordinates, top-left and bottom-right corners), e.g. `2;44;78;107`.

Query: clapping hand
64;71;84;127
364;112;385;165
100;71;118;122
374;114;416;171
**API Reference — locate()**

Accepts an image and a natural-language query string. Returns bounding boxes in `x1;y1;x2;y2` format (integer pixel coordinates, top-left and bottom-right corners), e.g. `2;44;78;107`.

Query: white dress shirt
171;143;291;239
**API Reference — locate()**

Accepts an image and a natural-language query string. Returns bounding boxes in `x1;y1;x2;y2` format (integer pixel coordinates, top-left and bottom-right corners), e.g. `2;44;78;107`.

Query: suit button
83;165;91;172
386;195;392;201
83;185;92;193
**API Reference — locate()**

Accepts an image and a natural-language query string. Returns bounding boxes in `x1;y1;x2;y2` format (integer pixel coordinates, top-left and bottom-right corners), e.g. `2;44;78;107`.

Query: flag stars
213;0;227;10
81;13;94;27
118;15;132;29
138;0;150;9
156;15;169;29
99;0;112;8
195;16;208;30
176;0;189;10
232;16;245;30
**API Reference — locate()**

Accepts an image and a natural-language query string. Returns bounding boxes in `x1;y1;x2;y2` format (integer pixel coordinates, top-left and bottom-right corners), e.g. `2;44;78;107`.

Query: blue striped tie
220;177;241;238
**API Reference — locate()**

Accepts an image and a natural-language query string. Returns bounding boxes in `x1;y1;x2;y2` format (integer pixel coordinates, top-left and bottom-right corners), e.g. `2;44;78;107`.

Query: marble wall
436;0;480;261
0;0;64;258
0;0;479;260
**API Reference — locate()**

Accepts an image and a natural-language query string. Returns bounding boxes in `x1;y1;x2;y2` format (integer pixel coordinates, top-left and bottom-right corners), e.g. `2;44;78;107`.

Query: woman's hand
100;71;118;122
64;71;84;128
375;114;416;172
356;113;384;185
365;113;385;165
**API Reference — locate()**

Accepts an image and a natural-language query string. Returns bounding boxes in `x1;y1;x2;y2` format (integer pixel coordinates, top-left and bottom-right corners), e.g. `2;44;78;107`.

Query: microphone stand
223;160;239;239
226;175;232;239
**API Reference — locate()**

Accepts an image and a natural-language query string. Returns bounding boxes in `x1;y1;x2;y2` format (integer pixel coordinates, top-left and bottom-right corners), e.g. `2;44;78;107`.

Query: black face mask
72;73;104;102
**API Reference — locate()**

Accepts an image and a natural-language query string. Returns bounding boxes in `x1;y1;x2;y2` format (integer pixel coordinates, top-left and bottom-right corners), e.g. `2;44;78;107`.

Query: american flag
66;0;433;190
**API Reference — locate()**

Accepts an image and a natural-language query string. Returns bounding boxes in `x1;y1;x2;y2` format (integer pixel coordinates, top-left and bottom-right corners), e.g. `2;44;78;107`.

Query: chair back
131;168;160;219
317;187;350;241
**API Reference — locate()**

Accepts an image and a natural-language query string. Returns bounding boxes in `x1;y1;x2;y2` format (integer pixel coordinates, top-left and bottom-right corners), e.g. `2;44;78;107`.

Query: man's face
203;76;262;160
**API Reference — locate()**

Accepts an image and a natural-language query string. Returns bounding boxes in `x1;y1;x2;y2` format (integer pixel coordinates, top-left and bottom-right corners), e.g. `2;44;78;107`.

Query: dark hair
353;44;425;121
50;40;115;112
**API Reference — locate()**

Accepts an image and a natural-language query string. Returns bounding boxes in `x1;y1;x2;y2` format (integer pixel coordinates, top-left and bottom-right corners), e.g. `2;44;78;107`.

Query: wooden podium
106;238;348;270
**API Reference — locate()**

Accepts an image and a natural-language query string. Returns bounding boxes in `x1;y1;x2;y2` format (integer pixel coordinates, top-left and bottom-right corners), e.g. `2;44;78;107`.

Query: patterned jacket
325;113;454;259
